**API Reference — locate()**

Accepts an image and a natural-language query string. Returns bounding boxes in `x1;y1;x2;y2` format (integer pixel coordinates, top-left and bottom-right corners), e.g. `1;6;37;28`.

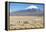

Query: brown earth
9;16;44;30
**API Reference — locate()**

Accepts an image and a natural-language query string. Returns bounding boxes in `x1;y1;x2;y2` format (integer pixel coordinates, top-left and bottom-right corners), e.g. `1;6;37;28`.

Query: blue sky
8;3;44;12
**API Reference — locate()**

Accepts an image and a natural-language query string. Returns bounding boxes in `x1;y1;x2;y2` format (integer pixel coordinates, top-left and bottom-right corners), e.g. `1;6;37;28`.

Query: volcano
10;8;43;16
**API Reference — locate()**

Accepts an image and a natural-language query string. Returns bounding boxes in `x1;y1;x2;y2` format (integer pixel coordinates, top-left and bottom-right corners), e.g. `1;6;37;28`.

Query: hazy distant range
10;8;44;16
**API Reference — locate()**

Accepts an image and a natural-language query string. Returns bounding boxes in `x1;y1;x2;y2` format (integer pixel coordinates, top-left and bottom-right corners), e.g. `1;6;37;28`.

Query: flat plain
9;16;44;30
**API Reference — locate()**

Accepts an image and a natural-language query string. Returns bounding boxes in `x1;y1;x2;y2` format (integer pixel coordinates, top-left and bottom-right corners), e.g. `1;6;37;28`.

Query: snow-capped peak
25;5;38;9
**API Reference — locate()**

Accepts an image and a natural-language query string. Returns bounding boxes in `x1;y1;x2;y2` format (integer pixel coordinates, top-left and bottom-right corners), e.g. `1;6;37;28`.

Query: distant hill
10;8;44;16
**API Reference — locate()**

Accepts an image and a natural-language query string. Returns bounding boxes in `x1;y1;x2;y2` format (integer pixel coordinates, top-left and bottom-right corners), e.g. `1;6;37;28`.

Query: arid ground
9;16;44;30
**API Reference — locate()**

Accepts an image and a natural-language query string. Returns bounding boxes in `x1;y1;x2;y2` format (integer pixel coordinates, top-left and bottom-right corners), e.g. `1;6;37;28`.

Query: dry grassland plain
9;16;44;30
